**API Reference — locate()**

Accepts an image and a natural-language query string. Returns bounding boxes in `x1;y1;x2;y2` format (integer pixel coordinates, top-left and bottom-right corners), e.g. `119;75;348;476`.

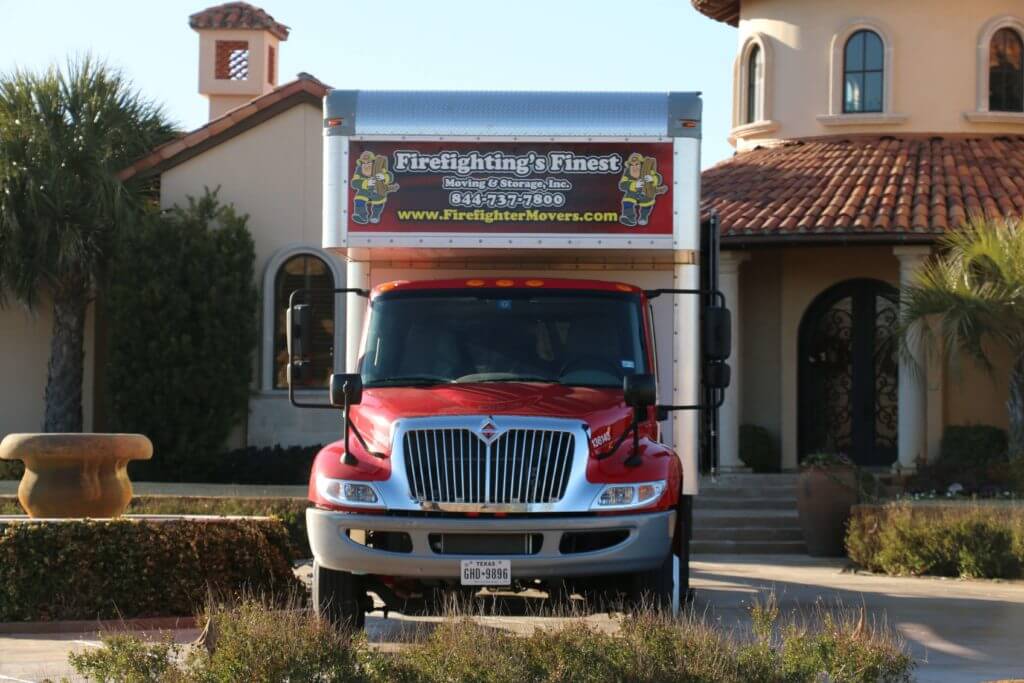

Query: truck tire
313;561;366;630
628;550;675;610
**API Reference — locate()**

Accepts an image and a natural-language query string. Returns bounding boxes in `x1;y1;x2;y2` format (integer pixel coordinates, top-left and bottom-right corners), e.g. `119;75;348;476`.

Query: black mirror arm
657;389;726;413
644;288;726;307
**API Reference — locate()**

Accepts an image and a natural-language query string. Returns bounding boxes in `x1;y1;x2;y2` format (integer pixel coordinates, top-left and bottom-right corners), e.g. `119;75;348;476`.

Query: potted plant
796;452;859;556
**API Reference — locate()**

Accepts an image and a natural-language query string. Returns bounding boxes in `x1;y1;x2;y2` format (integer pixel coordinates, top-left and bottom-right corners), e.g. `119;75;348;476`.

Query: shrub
0;518;302;621
70;599;915;683
106;189;257;481
739;424;780;473
939;424;1008;467
0;459;22;480
847;502;1024;579
141;444;321;485
0;495;313;559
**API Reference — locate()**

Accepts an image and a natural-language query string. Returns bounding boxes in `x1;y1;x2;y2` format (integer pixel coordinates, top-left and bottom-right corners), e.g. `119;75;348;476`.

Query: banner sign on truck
346;141;673;235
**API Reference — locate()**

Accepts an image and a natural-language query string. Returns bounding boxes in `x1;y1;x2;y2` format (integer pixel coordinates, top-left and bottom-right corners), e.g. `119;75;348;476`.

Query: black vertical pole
709;210;721;476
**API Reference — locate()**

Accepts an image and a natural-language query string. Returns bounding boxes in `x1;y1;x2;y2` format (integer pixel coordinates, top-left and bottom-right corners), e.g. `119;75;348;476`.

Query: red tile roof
189;2;290;40
119;73;328;181
702;135;1024;244
691;0;739;26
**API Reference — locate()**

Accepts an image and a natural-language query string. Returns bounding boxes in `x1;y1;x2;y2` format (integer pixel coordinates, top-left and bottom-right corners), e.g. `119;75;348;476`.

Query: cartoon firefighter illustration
618;152;668;227
351;151;399;224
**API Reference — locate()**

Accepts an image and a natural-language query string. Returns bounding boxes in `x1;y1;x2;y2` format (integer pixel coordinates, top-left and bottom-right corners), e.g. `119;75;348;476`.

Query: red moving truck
288;91;730;627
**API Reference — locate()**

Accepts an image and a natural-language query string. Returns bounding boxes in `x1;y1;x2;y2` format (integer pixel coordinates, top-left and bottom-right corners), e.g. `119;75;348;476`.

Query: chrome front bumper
307;508;675;579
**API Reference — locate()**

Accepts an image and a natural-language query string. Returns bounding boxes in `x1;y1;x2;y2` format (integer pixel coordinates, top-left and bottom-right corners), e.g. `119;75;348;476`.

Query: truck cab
305;277;684;626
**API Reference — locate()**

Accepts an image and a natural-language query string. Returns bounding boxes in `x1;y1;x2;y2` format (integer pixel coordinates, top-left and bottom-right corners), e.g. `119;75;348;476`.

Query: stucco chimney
189;2;290;120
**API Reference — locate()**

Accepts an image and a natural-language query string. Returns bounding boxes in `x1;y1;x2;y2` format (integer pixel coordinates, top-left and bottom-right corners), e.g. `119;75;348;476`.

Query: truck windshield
361;289;647;388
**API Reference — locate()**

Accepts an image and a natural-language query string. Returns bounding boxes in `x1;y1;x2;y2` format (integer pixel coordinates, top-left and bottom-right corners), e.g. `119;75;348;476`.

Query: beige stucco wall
161;102;346;448
732;0;1024;150
738;250;783;440
0;299;95;440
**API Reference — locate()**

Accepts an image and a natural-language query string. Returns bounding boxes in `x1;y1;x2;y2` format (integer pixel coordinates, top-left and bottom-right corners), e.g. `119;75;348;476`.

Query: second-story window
843;30;884;113
746;44;762;123
990;28;1024;112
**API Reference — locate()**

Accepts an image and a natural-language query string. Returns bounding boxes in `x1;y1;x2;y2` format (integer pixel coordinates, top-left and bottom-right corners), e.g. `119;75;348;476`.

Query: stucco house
2;0;1023;475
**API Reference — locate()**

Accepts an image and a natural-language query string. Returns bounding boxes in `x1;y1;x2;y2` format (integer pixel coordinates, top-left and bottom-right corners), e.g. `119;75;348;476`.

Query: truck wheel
629;551;676;611
313;561;366;630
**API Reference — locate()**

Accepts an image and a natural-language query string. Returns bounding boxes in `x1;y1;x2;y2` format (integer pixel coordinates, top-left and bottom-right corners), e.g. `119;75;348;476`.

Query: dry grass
69;592;915;683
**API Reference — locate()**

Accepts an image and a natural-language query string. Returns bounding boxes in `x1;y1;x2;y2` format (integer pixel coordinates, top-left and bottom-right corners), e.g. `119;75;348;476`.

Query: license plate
460;559;511;586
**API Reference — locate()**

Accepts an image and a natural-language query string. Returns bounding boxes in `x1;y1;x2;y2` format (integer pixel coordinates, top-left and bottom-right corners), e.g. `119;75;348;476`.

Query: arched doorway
798;279;899;467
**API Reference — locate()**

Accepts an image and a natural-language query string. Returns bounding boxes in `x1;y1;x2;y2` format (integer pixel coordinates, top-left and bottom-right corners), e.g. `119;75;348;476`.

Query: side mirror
288;303;314;386
623;373;656;409
330;373;363;408
704;306;732;361
705;362;731;390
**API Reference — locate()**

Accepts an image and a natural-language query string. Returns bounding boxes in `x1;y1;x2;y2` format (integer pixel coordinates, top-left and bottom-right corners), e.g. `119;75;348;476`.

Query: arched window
272;254;335;389
990;27;1024;112
843;30;884;113
746;45;762;123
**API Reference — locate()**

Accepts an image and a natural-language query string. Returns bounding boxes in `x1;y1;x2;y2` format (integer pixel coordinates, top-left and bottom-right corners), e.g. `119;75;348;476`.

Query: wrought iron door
798;279;898;467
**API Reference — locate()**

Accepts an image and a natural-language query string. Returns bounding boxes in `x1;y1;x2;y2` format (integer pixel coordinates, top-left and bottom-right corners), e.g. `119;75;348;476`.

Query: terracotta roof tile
691;0;739;26
119;73;328;181
702;135;1024;243
189;2;289;40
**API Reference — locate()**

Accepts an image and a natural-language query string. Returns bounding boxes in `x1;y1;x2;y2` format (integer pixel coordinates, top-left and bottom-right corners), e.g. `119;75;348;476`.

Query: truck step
691;540;808;555
693;510;801;530
697;486;798;499
692;526;804;542
696;497;797;511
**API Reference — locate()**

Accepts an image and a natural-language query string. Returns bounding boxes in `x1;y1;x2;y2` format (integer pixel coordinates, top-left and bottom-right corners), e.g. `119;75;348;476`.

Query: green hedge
847;502;1024;579
106;190;258;481
739;424;781;473
0;495;313;559
0;518;303;621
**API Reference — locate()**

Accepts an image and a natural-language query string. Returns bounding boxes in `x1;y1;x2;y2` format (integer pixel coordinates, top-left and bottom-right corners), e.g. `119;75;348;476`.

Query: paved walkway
3;556;1023;682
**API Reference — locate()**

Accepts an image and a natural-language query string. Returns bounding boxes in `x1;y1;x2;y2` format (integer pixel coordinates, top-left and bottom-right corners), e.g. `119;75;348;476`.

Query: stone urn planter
796;453;859;557
0;433;152;518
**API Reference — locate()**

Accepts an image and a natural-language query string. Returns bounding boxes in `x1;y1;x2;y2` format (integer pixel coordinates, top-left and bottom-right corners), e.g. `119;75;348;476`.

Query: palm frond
900;216;1024;378
0;55;177;309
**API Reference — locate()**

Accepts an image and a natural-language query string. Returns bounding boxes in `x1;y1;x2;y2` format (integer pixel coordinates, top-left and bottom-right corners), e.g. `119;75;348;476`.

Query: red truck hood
351;383;634;452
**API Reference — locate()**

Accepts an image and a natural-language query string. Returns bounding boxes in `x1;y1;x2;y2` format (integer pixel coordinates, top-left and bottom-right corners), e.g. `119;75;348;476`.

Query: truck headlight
316;474;385;509
591;481;666;510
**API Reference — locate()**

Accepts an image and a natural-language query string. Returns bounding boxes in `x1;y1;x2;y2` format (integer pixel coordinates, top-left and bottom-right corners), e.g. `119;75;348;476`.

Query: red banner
346;141;673;235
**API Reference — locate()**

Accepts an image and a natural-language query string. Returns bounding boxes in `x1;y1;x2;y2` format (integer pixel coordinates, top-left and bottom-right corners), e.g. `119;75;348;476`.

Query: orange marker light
378;281;399;292
495;279;515;287
616;284;634;292
525;279;544;287
466;279;486;287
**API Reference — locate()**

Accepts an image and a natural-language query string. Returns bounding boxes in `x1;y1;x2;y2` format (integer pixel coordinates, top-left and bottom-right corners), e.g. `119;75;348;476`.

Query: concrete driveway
3;555;1023;683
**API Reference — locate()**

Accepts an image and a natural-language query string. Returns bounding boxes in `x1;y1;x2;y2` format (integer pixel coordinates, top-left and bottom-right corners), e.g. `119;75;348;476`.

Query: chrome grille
403;428;575;505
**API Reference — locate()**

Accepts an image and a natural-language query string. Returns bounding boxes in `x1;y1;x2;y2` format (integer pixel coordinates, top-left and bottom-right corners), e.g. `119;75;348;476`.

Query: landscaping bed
0;495;313;559
0;517;303;621
846;501;1024;579
70;599;915;683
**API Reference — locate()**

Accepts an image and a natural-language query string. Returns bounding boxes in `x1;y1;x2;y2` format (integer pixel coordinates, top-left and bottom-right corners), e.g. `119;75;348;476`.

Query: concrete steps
691;474;807;555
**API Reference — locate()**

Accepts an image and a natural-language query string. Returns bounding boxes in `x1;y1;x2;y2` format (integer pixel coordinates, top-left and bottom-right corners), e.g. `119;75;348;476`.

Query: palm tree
0;58;175;432
900;216;1024;460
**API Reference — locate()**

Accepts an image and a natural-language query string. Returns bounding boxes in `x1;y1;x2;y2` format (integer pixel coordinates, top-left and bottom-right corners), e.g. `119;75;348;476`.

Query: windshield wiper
364;376;453;387
454;375;555;384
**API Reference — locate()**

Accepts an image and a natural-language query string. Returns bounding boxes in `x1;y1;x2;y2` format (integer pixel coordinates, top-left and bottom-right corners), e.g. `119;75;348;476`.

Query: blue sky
0;0;738;167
